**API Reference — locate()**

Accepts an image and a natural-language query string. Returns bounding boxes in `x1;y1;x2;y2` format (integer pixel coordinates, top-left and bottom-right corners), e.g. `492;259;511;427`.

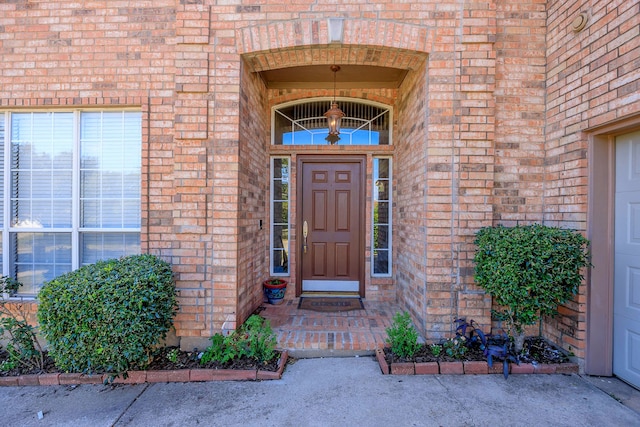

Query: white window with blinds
1;111;142;296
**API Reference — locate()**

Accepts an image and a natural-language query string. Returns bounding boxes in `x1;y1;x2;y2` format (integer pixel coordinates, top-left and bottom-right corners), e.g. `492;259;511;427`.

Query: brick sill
0;351;288;387
376;348;578;376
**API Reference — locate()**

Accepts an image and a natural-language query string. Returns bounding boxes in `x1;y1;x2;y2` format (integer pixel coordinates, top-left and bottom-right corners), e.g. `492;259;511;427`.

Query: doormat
297;297;364;312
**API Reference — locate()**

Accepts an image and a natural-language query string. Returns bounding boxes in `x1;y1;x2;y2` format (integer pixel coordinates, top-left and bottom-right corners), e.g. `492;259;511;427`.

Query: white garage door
614;130;640;389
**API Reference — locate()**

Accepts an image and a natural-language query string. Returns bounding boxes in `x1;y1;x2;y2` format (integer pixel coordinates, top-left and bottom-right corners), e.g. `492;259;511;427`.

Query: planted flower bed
0;311;289;386
0;348;289;386
376;224;586;377
376;336;578;376
381;312;578;377
0;315;290;386
1;257;289;386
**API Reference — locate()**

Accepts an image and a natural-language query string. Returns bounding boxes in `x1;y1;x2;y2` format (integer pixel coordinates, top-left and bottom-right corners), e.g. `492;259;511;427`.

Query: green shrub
385;311;420;358
474;224;590;351
200;314;278;365
38;254;177;376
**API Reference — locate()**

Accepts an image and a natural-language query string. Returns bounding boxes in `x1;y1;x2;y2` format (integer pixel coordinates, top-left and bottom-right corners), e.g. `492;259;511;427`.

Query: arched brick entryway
231;15;494;344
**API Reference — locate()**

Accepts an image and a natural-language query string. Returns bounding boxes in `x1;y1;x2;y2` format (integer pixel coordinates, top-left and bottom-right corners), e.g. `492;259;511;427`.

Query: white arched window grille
272;98;392;145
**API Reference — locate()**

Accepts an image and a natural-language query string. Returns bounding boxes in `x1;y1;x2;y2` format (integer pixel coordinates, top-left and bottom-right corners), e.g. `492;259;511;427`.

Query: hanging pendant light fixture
324;65;344;144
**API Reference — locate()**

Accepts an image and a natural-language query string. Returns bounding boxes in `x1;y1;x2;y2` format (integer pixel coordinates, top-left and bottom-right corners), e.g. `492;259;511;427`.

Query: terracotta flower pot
263;279;287;304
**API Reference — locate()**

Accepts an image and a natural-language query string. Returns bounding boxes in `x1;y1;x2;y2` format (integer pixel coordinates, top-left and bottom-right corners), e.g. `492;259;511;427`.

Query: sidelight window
270;157;290;276
372;157;392;276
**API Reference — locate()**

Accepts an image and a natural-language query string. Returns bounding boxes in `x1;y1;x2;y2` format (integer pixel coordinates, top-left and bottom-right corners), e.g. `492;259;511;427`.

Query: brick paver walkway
260;298;402;355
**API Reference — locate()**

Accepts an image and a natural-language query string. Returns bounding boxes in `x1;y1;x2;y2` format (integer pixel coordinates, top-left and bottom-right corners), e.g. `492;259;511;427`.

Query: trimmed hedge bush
38;254;176;376
473;224;590;351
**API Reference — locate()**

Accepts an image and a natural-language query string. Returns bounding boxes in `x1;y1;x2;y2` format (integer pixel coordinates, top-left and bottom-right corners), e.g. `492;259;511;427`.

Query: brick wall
454;0;498;334
487;0;548;339
236;61;270;325
395;60;430;334
494;1;546;225
2;0;634;359
164;3;213;344
543;0;639;358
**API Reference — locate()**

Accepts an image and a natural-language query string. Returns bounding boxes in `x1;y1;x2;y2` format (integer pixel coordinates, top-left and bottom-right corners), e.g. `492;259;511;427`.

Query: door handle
303;220;308;254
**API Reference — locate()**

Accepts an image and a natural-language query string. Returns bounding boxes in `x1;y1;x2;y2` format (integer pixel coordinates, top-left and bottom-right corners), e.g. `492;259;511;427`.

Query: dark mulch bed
384;336;571;365
0;349;58;377
143;346;282;372
0;346;283;377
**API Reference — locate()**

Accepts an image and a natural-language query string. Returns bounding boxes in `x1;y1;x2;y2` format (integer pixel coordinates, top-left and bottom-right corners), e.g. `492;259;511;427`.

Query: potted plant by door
263;278;287;305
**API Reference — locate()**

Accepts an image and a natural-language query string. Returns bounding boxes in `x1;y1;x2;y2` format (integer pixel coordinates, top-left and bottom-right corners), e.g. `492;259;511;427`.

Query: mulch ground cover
383;336;571;365
1;337;569;378
0;346;282;377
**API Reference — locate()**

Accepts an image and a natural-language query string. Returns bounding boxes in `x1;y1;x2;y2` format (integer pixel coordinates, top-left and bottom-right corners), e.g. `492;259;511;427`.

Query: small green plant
0;277;44;372
242;314;277;363
430;343;442;358
0;359;17;372
166;348;180;364
442;336;468;359
474;224;590;352
38;254;177;378
200;333;233;364
385;311;420;359
200;314;278;365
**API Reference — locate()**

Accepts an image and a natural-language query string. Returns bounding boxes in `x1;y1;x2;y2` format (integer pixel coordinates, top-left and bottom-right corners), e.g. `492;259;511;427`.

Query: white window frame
0;110;142;296
372;156;392;277
270;157;290;277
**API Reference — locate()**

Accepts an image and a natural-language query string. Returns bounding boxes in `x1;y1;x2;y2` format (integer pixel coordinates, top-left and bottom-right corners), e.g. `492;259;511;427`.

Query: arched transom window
272;98;392;145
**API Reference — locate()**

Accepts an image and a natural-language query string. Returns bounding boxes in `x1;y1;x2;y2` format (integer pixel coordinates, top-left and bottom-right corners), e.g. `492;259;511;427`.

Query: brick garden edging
0;351;288;387
376;348;578;376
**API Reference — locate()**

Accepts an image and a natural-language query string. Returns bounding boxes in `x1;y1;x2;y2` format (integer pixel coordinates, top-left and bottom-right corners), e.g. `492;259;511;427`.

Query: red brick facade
1;0;638;366
543;0;639;359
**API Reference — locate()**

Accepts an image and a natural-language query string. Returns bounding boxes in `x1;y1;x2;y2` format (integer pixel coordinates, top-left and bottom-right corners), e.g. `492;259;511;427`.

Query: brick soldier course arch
237;19;433;62
242;43;428;74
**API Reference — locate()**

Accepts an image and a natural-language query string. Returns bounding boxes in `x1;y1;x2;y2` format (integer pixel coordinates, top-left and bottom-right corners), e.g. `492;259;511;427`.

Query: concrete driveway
1;356;639;427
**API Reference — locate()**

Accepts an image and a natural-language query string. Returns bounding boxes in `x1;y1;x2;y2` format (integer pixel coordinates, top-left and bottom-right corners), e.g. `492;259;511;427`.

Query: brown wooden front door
298;156;364;295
